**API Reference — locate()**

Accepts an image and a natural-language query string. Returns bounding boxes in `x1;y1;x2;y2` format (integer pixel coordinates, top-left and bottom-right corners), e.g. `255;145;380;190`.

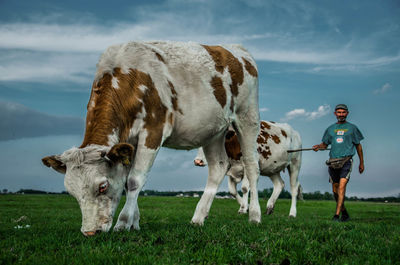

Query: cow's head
42;143;134;236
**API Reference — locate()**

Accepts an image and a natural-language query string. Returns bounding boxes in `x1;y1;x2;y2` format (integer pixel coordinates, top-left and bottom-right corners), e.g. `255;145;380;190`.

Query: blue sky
0;0;399;197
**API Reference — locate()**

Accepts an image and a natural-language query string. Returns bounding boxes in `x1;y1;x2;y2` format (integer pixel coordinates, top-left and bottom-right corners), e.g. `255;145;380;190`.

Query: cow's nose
83;230;97;237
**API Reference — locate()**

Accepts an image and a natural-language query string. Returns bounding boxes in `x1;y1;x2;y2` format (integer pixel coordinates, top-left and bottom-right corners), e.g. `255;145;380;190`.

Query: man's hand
194;159;206;167
359;163;364;174
313;143;327;152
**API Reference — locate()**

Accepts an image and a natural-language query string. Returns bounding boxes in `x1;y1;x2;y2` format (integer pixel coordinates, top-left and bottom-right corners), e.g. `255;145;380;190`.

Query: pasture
1;195;399;264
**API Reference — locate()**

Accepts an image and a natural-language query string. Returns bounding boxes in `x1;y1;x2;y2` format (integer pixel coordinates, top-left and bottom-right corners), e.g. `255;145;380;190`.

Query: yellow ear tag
123;158;131;165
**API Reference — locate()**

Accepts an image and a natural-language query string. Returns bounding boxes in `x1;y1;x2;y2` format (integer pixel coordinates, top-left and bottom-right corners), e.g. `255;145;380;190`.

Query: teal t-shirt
322;122;364;158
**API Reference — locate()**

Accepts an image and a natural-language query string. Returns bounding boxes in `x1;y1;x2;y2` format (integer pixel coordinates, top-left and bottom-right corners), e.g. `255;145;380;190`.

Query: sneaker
341;213;350;222
332;215;340;222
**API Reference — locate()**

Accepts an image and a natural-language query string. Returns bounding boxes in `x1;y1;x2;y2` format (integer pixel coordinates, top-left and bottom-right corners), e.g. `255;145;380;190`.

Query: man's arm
356;143;364;174
312;142;328;151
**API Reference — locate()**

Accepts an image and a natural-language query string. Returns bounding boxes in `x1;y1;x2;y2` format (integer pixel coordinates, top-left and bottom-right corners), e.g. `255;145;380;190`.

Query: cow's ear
42;156;66;174
106;143;134;166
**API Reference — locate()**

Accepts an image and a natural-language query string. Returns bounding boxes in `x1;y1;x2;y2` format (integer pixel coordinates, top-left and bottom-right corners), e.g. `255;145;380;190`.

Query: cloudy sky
1;0;399;198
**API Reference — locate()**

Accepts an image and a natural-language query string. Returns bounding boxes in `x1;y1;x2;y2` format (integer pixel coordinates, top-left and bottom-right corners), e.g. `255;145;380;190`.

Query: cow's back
95;41;258;149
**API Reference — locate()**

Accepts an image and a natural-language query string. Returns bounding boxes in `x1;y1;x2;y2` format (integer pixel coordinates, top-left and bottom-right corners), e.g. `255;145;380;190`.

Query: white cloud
253;50;340;64
0;23;151;53
281;104;330;122
0;51;97;84
0;22;277;53
2;20;398;84
259;107;269;112
373;83;392;94
283;108;306;121
0;22;273;83
252;48;400;70
308;105;331;120
2;21;398;66
0;0;399;83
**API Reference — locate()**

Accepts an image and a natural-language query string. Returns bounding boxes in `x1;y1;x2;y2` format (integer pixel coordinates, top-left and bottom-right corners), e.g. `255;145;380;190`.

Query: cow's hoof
113;221;132;232
288;214;296;218
190;222;204;226
190;218;205;226
238;208;247;214
113;226;127;232
249;217;261;224
266;207;274;215
249;210;261;224
113;224;129;232
131;223;141;231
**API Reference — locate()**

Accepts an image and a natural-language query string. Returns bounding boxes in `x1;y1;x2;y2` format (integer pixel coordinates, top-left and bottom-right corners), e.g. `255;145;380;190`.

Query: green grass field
1;195;399;265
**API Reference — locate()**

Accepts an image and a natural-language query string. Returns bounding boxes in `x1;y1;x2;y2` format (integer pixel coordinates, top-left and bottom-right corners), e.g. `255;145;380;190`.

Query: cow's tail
297;184;304;201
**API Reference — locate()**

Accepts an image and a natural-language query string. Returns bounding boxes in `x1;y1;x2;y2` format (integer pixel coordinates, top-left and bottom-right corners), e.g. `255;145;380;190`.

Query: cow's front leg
191;135;229;225
114;146;159;232
114;179;142;231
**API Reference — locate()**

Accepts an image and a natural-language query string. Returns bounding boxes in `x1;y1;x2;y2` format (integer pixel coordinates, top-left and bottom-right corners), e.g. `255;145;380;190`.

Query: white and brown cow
194;121;302;217
42;41;261;236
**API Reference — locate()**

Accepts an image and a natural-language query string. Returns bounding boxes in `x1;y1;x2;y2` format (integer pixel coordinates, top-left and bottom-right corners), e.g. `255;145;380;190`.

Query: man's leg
332;182;348;215
336;160;352;221
335;178;348;215
331;182;340;221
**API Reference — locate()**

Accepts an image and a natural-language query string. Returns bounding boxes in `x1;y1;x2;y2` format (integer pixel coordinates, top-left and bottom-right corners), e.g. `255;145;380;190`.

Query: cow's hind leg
266;173;284;215
228;176;244;213
288;157;301;217
234;117;261;223
191;135;229;225
228;176;248;214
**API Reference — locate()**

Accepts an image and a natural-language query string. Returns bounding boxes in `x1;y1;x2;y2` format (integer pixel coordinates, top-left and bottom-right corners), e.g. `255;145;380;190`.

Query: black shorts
329;159;353;183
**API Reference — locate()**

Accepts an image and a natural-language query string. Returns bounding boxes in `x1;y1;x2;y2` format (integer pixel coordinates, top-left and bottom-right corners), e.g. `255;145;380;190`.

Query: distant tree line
2;188;399;203
1;189;68;195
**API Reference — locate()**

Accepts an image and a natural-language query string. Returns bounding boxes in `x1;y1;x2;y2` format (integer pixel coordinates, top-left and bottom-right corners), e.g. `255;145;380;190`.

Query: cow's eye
99;181;109;194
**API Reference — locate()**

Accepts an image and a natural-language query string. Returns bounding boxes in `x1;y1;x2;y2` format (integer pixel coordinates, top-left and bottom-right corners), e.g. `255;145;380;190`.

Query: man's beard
337;117;346;122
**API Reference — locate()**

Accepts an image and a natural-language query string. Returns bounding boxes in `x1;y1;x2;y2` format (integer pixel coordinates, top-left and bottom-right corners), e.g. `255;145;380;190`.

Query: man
313;104;364;222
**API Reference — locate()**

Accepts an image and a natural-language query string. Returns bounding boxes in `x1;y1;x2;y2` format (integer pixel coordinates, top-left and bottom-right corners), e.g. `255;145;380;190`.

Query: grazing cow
42;41;261;236
194;121;302;217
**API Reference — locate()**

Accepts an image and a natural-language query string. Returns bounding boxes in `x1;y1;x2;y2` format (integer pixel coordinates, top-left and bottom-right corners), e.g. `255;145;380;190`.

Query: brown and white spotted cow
42;41;261;236
194;121;302;217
